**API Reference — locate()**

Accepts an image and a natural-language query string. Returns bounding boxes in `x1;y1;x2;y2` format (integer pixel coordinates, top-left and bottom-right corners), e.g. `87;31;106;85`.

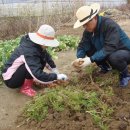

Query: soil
1;17;130;130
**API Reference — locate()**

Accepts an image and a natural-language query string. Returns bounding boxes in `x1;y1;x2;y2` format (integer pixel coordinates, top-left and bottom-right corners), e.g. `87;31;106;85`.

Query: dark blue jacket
77;15;130;62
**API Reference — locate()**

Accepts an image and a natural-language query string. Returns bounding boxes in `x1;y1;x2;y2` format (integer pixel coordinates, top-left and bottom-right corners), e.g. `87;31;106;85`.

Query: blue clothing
77;15;130;62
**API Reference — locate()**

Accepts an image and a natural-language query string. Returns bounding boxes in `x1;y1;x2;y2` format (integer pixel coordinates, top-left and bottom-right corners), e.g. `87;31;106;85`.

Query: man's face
83;16;97;32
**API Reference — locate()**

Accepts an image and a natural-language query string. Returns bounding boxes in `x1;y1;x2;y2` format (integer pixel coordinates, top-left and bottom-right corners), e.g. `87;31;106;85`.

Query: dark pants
4;64;32;88
88;50;130;72
108;50;130;72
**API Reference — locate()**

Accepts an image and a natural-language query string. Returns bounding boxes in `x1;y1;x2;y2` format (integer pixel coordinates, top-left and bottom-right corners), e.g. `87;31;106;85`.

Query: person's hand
79;57;92;68
52;68;59;74
57;74;68;81
71;58;84;69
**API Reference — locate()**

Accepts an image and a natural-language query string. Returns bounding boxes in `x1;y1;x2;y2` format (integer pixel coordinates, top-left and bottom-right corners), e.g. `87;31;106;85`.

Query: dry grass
0;2;130;40
0;1;85;40
0;14;74;40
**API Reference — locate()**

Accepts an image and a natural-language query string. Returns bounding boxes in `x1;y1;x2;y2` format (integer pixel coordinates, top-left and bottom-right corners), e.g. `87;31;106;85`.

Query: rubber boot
119;68;130;87
20;79;36;97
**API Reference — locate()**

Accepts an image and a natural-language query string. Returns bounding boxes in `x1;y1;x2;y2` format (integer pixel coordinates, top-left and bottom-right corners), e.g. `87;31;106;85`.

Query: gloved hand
52;68;59;74
71;58;84;69
57;74;68;81
79;57;92;68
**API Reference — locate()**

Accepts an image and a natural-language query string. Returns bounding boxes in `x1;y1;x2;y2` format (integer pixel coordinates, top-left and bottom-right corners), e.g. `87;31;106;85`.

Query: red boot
20;79;36;97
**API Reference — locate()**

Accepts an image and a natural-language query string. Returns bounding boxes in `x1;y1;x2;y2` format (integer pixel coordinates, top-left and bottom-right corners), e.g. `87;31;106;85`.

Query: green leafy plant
0;37;20;76
56;35;79;51
24;86;114;129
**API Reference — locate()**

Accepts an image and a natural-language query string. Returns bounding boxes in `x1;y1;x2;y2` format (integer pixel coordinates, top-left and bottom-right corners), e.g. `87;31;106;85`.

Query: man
2;25;68;97
72;3;130;87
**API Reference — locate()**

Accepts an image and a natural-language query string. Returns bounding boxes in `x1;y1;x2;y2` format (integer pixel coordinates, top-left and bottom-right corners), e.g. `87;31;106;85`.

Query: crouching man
72;3;130;87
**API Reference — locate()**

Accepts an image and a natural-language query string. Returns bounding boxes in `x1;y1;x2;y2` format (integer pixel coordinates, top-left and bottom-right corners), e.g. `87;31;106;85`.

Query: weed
24;86;114;130
84;65;96;84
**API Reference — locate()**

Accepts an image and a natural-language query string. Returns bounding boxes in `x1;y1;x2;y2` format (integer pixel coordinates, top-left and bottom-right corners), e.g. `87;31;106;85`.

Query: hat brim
28;33;59;47
74;3;100;29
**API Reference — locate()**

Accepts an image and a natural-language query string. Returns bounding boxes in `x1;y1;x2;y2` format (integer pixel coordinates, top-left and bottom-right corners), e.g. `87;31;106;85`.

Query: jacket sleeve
45;50;56;69
91;20;120;62
77;31;91;58
24;53;57;82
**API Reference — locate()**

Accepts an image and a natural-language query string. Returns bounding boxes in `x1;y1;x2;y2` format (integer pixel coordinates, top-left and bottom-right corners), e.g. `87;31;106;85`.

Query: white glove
52;68;59;74
57;74;68;81
79;57;92;68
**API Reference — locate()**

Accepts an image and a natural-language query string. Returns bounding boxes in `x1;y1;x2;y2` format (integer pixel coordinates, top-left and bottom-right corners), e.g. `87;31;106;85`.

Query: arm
77;30;91;58
72;31;93;69
45;50;56;68
45;50;59;74
24;54;57;83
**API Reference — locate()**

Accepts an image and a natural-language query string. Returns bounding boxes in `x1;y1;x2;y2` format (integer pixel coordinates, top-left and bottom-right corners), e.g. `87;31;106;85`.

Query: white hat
28;25;59;47
74;3;100;29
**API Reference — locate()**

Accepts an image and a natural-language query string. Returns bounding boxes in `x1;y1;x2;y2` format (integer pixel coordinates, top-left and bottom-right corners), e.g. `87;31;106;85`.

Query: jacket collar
94;15;102;35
